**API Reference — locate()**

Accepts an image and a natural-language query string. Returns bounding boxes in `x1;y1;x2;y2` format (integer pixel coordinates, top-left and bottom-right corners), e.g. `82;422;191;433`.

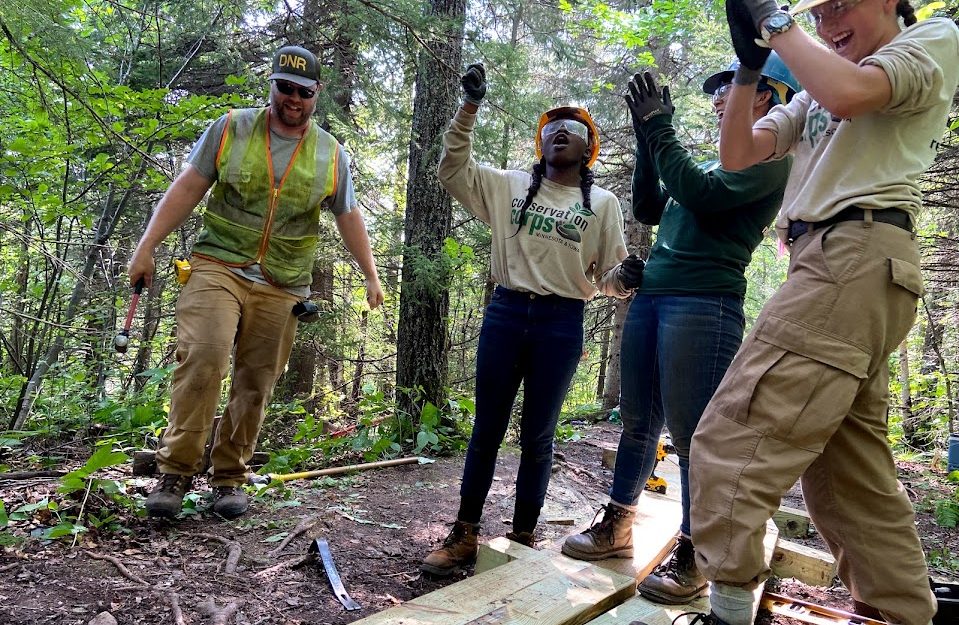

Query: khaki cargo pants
156;257;300;486
690;217;936;624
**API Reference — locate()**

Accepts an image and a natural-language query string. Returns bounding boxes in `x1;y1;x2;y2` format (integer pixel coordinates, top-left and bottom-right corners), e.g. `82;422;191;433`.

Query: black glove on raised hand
726;0;770;77
618;254;646;290
625;72;675;137
461;63;487;106
739;0;780;30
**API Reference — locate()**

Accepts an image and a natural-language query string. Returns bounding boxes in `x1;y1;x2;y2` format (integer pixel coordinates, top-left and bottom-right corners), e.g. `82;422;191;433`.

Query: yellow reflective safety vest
193;107;339;287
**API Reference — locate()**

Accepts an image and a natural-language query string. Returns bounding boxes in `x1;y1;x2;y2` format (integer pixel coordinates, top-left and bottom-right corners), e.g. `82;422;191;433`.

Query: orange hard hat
535;106;600;169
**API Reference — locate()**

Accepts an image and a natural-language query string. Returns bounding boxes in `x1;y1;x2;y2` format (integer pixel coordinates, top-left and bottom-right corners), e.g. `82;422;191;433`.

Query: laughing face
813;0;900;63
540;117;592;168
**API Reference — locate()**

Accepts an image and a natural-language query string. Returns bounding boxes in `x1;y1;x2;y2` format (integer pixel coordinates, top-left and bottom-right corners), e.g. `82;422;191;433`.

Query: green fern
935;498;959;529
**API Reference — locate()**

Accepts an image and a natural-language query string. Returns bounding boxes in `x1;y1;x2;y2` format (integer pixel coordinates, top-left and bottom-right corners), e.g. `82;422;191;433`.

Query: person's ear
754;89;773;108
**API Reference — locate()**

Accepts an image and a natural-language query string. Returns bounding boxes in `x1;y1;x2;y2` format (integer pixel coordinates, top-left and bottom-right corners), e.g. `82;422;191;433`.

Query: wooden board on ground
772;505;813;538
584;593;710;625
354;547;636;625
771;539;837;587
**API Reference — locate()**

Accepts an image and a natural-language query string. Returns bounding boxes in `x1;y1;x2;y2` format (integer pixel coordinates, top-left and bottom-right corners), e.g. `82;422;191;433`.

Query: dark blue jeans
459;286;585;533
612;294;744;536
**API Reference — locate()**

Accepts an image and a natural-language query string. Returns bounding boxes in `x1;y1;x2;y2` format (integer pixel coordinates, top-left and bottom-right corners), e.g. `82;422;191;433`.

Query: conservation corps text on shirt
755;18;959;237
437;109;629;301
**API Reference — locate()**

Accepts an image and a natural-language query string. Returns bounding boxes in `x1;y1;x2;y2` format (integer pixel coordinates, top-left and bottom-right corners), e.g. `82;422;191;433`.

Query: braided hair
896;0;917;26
510;155;595;237
511;157;546;237
579;160;594;214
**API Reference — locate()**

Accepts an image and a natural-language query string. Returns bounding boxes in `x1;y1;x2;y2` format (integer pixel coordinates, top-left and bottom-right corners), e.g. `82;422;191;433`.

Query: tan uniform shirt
438;109;630;300
754;18;959;239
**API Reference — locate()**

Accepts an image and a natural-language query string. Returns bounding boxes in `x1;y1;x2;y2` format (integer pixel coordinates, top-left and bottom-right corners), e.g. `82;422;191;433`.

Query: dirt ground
1;421;956;625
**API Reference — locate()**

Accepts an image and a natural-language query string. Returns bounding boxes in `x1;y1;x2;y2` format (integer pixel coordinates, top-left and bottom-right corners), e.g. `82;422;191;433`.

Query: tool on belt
172;257;192;284
310;539;360;611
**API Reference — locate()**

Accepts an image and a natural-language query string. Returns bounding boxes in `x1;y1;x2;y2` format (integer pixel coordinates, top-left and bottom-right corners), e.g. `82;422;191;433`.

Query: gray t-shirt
187;112;358;296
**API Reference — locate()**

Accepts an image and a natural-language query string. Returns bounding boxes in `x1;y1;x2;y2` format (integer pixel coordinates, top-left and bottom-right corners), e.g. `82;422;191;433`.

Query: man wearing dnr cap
128;44;383;520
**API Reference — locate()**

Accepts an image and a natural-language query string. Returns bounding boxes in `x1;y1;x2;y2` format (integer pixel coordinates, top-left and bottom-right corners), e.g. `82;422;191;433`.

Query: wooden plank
585;593;711;625
354;551;636;625
475;536;544;575
772;539;837;587
600;446;617;470
772;505;812;538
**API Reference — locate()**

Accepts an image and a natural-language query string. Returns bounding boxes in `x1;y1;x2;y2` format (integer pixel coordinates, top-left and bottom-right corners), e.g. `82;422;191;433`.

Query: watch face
767;12;793;31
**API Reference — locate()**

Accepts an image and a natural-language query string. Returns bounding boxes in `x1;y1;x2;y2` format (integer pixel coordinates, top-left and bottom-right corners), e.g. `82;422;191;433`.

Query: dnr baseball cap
269;45;319;87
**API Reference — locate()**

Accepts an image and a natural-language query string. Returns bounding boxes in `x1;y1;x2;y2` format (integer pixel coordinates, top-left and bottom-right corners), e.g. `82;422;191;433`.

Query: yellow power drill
643;439;673;494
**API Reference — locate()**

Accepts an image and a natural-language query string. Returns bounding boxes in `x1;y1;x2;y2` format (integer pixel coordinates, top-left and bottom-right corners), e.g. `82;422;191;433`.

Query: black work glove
625;72;675;136
726;0;770;77
738;0;780;31
618;254;646;290
461;63;487;106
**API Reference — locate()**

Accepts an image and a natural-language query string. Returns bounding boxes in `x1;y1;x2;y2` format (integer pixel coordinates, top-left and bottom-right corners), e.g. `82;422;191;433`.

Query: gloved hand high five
618;254;646;290
461;63;487;106
726;0;770;78
625;71;675;137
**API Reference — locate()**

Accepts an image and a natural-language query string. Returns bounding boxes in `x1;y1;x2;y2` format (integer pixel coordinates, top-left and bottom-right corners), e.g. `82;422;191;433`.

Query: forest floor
1;421;956;625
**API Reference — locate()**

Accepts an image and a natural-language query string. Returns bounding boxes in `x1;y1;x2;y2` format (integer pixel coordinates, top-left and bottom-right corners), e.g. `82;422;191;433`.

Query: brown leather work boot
421;520;480;576
561;503;635;560
145;474;194;518
638;535;708;604
505;531;535;547
211;485;249;519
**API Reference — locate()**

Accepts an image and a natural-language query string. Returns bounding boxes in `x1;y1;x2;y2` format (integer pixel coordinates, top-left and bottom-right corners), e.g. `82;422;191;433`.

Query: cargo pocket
889;257;924;298
707;316;866;453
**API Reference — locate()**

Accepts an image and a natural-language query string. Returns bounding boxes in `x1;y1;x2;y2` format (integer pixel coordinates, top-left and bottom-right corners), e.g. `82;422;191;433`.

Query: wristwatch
760;10;795;43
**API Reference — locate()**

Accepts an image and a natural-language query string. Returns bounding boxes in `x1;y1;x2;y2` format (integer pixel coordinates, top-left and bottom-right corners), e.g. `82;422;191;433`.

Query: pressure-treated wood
353;549;636;625
771;539;837;586
772;505;813;538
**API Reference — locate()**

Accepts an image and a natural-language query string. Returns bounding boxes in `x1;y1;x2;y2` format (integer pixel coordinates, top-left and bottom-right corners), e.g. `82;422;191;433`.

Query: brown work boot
421;520;480;576
638;535;708;604
145;474;194;518
211;485;249;519
561;503;635;560
505;531;535;547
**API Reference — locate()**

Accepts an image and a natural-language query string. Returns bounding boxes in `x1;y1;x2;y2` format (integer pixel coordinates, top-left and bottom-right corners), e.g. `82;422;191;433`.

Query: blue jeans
459;286;585;533
611;294;744;536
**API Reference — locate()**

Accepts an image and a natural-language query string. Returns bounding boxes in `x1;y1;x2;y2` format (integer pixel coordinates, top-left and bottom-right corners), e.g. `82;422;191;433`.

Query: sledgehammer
114;278;144;353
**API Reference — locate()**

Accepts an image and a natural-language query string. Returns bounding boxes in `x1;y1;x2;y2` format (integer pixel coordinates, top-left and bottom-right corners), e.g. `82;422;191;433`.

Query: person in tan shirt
420;63;641;576
687;0;959;623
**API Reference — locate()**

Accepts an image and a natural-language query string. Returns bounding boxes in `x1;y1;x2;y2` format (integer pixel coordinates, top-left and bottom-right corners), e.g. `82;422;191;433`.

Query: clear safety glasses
807;0;866;26
540;118;590;143
712;83;734;104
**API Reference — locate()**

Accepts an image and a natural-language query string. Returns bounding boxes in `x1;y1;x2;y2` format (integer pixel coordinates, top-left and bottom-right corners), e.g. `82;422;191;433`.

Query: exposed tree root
199;597;244;625
252;553;311;579
85;551;149;586
266;516;315;558
196;533;242;574
169;591;189;625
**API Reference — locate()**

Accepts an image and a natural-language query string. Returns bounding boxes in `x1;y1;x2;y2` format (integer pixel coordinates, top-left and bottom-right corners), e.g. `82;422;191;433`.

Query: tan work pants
156;258;299;486
690;217;935;625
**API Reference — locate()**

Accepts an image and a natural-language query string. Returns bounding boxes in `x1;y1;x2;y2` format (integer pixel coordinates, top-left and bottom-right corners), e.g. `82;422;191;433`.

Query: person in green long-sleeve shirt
562;53;799;606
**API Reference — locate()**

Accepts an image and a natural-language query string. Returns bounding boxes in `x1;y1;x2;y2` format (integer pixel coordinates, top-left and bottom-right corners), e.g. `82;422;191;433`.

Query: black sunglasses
274;80;317;99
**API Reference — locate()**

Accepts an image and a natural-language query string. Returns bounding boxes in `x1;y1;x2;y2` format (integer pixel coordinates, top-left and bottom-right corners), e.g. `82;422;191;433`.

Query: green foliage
934;471;959;529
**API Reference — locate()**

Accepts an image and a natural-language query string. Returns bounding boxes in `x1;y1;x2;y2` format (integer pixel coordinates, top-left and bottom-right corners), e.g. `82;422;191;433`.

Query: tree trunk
899;340;916;446
395;0;467;420
601;214;652;411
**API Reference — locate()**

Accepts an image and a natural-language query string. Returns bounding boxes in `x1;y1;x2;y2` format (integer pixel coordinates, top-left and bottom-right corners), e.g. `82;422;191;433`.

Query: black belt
787;207;913;244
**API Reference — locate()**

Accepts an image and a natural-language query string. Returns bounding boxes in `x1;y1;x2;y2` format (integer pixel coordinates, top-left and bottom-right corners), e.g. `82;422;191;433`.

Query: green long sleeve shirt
632;115;791;298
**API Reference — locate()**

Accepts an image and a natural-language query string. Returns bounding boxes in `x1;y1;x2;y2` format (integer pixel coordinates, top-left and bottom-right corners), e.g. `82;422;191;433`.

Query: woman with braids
682;0;959;622
421;63;640;577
